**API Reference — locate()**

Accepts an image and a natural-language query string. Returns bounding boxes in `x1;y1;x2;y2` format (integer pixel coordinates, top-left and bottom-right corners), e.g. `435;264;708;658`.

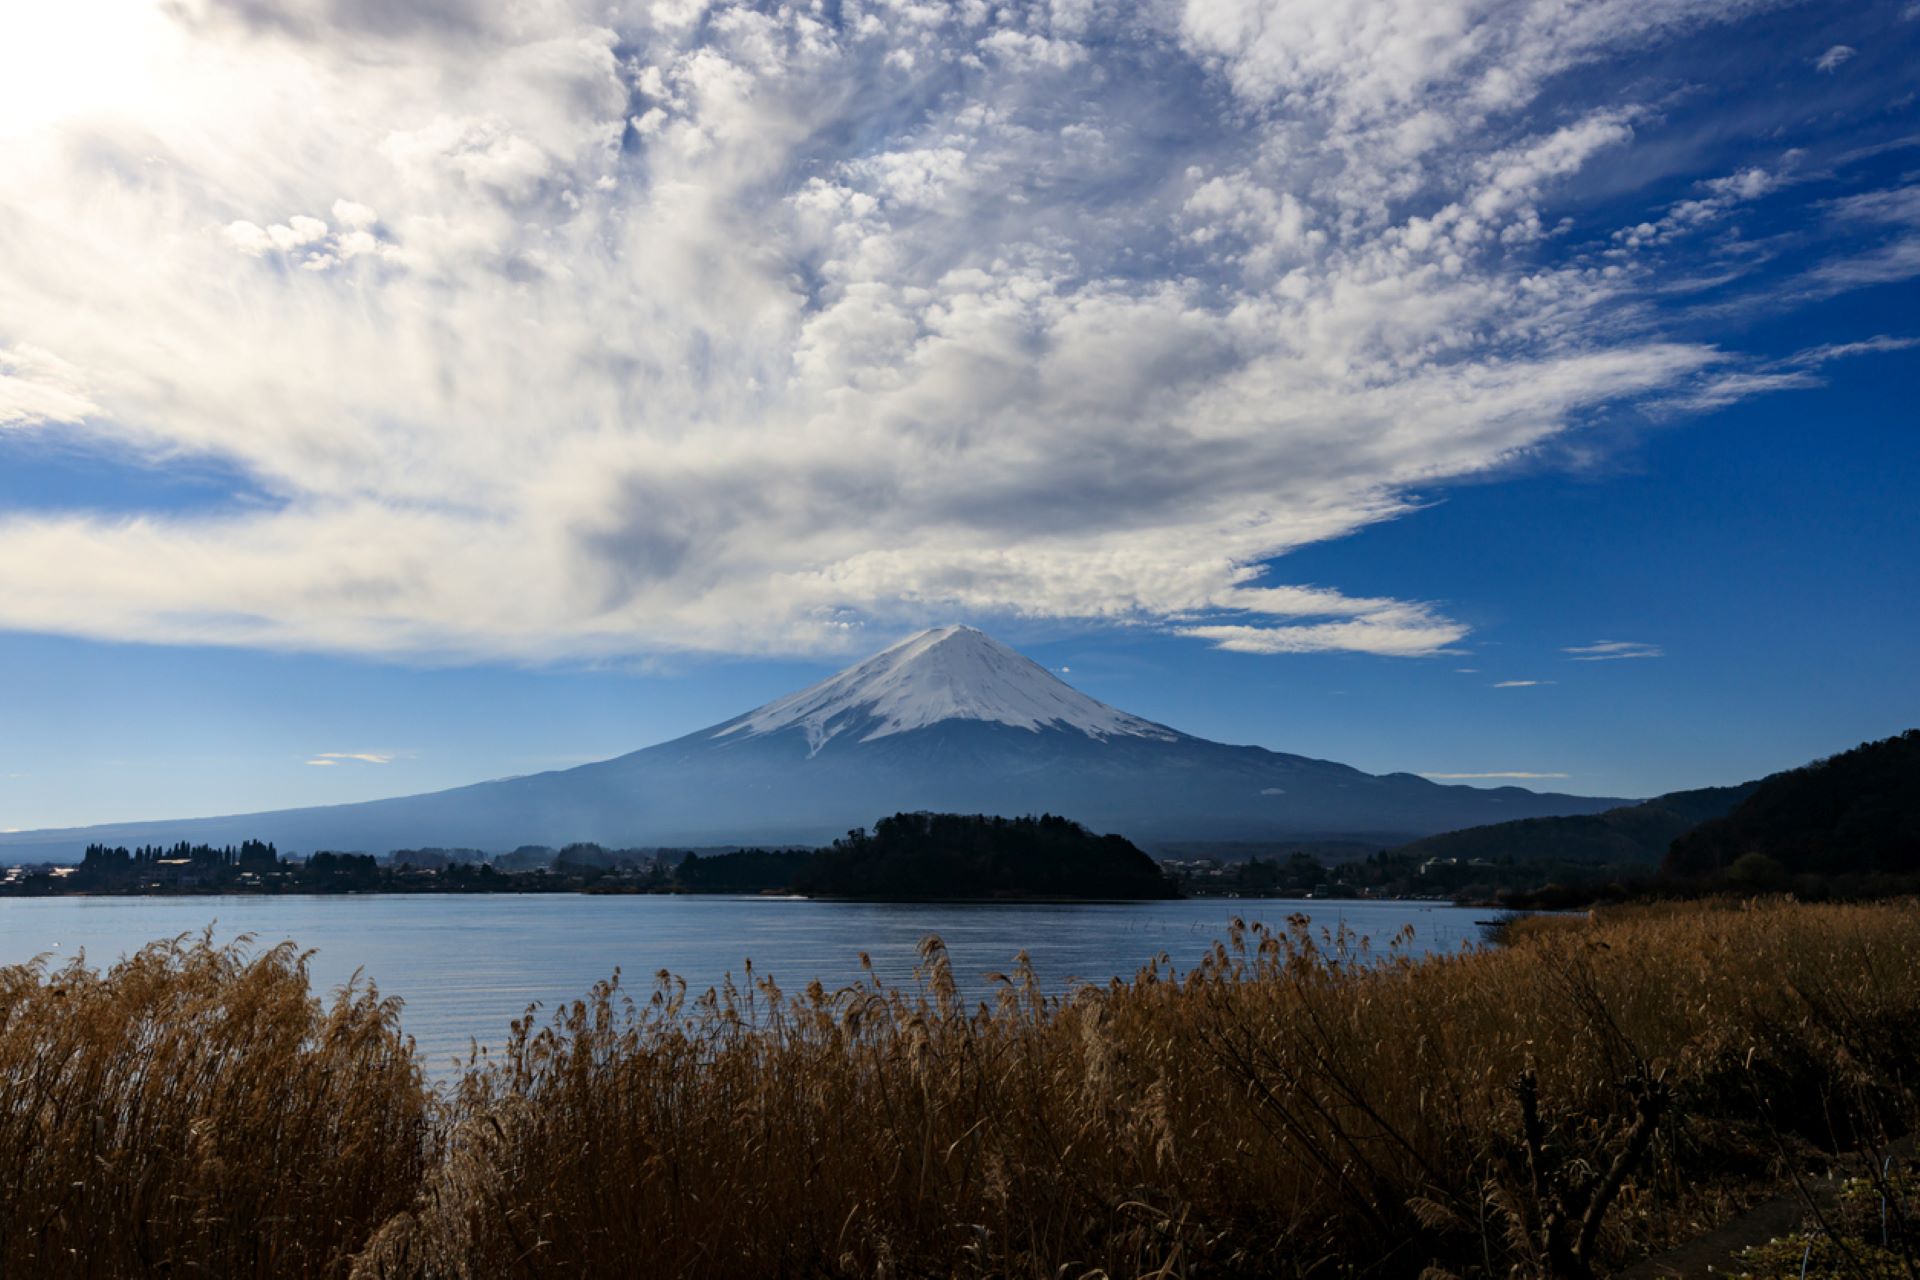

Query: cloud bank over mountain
0;0;1913;662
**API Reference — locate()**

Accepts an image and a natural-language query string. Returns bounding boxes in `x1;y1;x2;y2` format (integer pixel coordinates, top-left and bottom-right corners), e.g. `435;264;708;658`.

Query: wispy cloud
1652;334;1917;414
0;0;1891;664
1799;184;1920;294
1610;163;1784;253
1564;640;1664;661
1655;370;1823;415
1782;335;1920;367
1420;771;1571;780
304;752;394;767
1492;680;1554;688
1179;599;1470;658
1815;45;1857;73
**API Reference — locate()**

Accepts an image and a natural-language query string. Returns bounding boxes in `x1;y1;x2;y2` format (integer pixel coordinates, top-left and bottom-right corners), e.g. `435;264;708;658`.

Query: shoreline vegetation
0;813;1182;903
8;732;1911;910
2;899;1915;1276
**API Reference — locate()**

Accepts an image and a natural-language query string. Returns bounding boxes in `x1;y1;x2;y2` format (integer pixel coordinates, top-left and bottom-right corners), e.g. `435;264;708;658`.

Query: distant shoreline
0;884;1462;907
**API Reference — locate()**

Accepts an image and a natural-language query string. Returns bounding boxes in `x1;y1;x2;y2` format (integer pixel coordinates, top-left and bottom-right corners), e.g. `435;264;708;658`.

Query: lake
0;895;1492;1074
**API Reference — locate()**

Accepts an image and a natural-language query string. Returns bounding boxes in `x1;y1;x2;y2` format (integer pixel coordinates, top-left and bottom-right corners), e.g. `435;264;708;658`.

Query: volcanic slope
1;626;1627;858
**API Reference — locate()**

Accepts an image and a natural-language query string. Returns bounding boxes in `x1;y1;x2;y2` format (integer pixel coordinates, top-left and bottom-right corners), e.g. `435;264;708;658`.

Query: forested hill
1665;730;1920;879
1388;782;1758;868
795;812;1178;900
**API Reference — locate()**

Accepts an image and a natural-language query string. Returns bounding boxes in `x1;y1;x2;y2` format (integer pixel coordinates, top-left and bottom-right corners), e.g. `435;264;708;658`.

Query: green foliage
1232;852;1327;894
552;842;650;871
81;838;279;869
1398;730;1920;908
796;811;1179;899
1392;782;1759;869
1735;1168;1920;1278
308;851;379;878
1667;730;1920;879
1727;851;1791;892
673;848;813;892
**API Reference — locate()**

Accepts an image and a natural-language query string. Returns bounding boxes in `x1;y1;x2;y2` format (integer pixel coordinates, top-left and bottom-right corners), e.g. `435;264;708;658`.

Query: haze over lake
0;895;1489;1073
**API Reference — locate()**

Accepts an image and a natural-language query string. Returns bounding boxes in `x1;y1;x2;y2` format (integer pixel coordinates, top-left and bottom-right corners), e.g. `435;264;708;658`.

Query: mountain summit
0;627;1628;858
717;626;1178;753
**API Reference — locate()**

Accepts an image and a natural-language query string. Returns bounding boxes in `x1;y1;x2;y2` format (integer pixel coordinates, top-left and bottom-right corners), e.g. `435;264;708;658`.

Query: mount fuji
1;626;1627;859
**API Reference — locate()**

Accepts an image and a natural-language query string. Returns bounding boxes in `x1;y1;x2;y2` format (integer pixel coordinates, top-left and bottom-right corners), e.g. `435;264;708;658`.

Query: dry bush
0;934;431;1278
5;903;1918;1277
1482;910;1589;947
356;900;1920;1278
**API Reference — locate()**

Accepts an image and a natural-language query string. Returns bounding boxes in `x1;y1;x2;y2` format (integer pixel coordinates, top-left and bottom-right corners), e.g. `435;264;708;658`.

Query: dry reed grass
3;901;1916;1277
0;934;430;1277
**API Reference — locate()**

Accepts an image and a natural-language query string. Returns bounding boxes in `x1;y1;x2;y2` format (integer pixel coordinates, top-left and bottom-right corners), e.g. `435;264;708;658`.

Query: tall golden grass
0;936;429;1277
3;901;1917;1277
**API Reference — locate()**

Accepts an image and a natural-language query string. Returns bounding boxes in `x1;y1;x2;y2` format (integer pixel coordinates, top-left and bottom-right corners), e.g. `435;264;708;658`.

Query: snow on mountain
0;625;1634;860
714;625;1182;754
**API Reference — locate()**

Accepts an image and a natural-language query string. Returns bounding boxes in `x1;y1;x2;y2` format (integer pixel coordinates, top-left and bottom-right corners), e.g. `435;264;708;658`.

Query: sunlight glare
0;0;168;139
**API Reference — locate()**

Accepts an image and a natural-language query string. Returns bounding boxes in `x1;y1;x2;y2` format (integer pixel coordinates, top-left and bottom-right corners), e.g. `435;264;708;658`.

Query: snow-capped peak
714;625;1182;754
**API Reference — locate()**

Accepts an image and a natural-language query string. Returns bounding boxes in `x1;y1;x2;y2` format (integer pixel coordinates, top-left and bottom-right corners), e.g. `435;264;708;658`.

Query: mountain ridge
0;626;1631;859
1665;730;1920;879
1386;781;1763;868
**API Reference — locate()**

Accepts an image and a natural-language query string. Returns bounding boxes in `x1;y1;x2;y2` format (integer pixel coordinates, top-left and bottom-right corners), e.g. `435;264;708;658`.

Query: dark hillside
1391;782;1756;867
795;812;1178;900
1666;730;1920;878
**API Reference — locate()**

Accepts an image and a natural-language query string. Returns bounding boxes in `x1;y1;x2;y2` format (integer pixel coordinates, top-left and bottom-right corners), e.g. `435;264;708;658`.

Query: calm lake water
0;895;1491;1073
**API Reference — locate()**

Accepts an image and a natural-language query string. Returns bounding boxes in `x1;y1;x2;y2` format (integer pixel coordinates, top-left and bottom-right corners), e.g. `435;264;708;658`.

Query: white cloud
1181;606;1470;657
1658;369;1821;413
1654;332;1917;414
978;29;1085;70
1814;44;1856;73
1420;770;1570;779
1611;164;1783;251
1;345;98;428
1469;110;1636;224
306;752;395;765
1800;184;1920;292
1564;640;1662;660
331;199;377;228
1782;335;1920;366
0;0;1880;664
222;220;276;256
268;215;329;250
1491;679;1552;687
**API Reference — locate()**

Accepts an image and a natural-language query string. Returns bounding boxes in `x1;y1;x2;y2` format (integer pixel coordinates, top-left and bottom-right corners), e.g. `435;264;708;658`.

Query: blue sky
0;0;1916;829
